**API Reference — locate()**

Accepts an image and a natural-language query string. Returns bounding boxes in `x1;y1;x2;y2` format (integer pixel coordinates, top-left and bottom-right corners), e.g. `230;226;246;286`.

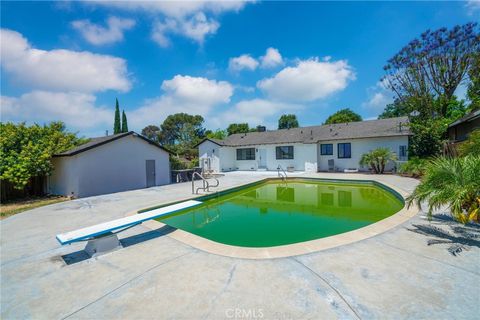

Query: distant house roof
54;131;172;157
199;117;410;147
448;110;480;128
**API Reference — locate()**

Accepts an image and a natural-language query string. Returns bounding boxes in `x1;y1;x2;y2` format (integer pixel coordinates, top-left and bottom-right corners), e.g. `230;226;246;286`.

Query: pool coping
133;177;419;259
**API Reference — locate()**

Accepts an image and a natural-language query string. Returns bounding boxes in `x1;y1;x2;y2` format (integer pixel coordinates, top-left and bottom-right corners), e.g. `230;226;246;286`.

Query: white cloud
0;91;111;129
72;16;136;45
257;57;355;102
130;75;234;128
0;29;131;93
90;1;248;18
152;12;219;47
210;98;303;128
260;47;283;68
228;54;259;72
89;1;251;46
465;1;480;15
362;81;394;113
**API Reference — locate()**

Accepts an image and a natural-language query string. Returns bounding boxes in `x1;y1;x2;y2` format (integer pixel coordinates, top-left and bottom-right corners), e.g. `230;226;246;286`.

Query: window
399;145;407;160
276;146;294;159
338;143;351;158
236;148;255;160
320;144;333;155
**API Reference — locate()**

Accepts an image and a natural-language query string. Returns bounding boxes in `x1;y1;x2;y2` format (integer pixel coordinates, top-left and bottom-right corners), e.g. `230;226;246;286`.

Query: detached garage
48;131;171;198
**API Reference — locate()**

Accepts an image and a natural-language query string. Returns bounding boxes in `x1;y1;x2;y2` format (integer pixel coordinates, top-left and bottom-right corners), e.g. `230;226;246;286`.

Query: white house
49;131;171;198
197;117;410;173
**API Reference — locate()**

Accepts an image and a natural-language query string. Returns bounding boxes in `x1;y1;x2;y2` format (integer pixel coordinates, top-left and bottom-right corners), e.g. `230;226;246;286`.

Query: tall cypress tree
121;110;129;133
113;98;121;134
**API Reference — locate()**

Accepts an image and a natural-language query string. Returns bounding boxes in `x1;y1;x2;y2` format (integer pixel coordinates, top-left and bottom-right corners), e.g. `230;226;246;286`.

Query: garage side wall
57;136;170;198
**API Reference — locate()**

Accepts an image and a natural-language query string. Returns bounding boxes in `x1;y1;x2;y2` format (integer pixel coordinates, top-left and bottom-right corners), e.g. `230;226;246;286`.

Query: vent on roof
399;122;403;132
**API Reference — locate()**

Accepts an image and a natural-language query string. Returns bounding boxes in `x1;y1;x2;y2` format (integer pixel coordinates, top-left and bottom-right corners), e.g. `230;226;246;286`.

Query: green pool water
156;179;404;247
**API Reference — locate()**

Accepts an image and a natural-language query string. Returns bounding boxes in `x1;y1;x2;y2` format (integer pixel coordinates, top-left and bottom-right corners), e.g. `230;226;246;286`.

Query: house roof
54;131;172;157
448;109;480;128
201;117;410;147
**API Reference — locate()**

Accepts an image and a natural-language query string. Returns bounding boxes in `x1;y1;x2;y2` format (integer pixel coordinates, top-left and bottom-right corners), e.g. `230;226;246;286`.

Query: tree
278;114;299;129
227;123;250;136
114;98;121;134
359;148;397;174
141;125;161;142
160;113;205;157
378;100;409;119
0;122;85;190
382;23;479;119
121;110;128;133
205;129;227;140
407;156;480;223
324;108;362;124
467;52;480;111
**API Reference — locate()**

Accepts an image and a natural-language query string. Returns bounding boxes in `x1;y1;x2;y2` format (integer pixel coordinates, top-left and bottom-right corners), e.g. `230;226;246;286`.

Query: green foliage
324;108;362;124
458;129;480;156
467;52;480;111
114;98;121;134
121;110;128;133
169;155;186;170
378;100;409;119
227;123;250;136
141;125;161;142
408;118;447;158
160;113;205;158
407;156;480;223
359;148;397;174
398;157;429;178
278;114;299;129
205;129;227;140
0;122;85;189
169;155;198;170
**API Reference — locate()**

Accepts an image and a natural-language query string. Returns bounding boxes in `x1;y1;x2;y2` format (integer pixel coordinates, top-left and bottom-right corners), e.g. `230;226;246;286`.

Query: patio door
258;149;267;169
146;160;156;187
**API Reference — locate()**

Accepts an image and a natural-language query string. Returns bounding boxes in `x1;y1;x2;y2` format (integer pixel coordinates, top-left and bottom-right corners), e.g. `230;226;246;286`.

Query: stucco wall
49;156;80;197
198;140;221;172
201;143;318;172
49;135;170;198
317;136;409;172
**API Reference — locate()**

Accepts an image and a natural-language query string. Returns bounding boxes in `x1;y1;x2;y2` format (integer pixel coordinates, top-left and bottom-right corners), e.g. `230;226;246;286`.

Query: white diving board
56;200;202;245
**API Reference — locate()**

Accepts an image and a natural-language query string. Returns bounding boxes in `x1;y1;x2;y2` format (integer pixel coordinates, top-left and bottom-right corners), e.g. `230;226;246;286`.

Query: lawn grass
1;196;70;219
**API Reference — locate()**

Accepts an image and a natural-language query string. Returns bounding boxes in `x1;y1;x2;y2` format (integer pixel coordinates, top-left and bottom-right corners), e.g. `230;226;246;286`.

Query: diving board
56;200;202;246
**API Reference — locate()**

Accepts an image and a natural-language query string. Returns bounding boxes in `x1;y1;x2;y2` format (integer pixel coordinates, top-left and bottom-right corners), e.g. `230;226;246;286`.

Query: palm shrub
359;148;397;174
398;157;429;178
407;155;480;224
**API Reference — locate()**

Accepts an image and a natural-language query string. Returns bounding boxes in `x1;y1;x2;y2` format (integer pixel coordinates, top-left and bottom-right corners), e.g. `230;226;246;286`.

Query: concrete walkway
1;172;479;319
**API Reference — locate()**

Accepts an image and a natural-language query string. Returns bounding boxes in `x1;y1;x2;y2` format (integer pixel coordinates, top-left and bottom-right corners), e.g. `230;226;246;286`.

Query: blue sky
1;1;478;137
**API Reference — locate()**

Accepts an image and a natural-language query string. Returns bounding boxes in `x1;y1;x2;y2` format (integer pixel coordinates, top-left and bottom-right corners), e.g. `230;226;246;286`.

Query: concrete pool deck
1;172;479;319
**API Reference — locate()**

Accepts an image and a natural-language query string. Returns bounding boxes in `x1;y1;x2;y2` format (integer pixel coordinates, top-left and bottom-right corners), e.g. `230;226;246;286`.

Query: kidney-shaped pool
154;179;404;247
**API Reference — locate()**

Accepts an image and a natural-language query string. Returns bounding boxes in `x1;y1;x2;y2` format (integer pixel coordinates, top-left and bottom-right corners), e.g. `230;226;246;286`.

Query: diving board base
84;232;121;257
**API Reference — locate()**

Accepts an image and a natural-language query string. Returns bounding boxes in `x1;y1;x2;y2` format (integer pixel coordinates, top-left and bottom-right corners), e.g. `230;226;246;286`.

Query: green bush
398;157;429;178
458;129;480;156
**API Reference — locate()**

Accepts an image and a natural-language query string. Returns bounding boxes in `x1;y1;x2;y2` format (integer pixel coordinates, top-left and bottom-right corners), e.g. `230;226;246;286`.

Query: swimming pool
155;179;404;247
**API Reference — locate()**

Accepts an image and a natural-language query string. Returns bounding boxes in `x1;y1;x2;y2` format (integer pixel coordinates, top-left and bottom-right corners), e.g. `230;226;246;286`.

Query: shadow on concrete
61;225;177;265
407;213;480;256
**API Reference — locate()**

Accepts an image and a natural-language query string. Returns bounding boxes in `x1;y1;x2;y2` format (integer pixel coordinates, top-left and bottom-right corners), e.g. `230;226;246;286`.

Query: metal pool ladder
192;171;220;194
277;165;287;181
